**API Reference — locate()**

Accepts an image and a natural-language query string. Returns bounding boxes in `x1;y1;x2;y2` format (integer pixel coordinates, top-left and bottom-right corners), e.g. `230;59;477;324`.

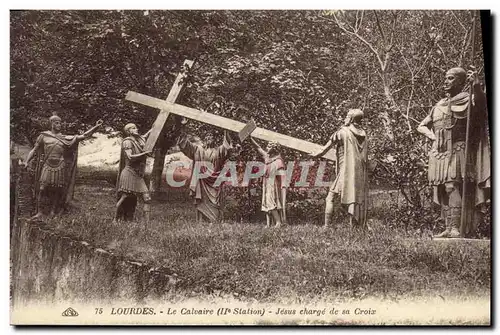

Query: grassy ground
41;184;491;303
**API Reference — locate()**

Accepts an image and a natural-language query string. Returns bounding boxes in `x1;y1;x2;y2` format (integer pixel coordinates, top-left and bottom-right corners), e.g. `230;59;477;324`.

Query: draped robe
261;154;285;213
329;125;368;226
178;134;233;223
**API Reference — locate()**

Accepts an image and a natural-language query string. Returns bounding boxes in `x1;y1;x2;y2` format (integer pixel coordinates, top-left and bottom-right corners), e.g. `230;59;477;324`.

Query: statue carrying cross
124;60;336;224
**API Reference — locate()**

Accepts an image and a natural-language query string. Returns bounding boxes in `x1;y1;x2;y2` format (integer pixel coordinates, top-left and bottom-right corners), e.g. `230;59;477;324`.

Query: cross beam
125;91;336;161
143;59;194;152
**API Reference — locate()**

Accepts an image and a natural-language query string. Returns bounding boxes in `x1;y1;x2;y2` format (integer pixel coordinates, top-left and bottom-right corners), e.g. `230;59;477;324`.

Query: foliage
10;10;490;230
328;10;488;227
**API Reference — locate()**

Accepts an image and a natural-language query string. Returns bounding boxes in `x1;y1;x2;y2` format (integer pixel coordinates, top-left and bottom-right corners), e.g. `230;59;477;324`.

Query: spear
460;11;478;237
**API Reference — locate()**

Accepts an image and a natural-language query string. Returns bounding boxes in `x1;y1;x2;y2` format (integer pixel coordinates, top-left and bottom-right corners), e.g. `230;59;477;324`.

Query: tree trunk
380;73;396;141
150;148;167;195
149;116;182;196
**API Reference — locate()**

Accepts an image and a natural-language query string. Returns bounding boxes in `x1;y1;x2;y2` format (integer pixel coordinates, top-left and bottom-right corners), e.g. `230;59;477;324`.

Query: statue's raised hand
467;66;479;84
96;119;104;127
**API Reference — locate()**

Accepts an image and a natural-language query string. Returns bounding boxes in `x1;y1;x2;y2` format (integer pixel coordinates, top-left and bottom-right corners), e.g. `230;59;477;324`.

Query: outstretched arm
223;130;237;148
468;69;487;112
123;148;151;160
75;119;103;141
250;137;267;159
219;130;242;160
143;128;153;139
122;139;151;161
310;137;334;158
177;132;198;160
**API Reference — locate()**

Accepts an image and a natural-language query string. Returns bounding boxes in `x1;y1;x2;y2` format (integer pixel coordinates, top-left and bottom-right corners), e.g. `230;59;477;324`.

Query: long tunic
261;154;285;212
329;125;368;226
178;134;232;223
117;136;149;195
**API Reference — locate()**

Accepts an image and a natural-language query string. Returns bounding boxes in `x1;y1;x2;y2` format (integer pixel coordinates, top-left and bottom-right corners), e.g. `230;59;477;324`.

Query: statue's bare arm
416;113;436;141
472;81;487;113
311;138;334;158
123;147;151;161
250;137;268;159
467;68;486;111
143;128;153;139
122;138;151;161
24;135;43;166
75;119;103;141
25;149;37;166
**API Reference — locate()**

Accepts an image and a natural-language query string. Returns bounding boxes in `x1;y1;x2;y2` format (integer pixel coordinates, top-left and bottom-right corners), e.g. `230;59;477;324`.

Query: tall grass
49;184;490;302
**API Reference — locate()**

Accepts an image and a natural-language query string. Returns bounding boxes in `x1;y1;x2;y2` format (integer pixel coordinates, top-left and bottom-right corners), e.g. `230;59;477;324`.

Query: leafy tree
10;10;489;230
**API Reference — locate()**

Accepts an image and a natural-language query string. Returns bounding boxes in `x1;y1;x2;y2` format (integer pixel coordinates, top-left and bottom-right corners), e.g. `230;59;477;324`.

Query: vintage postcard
9;9;491;326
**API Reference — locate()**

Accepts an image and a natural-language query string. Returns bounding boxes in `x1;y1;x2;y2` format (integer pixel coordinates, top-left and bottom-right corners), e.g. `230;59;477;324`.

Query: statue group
22;67;490;239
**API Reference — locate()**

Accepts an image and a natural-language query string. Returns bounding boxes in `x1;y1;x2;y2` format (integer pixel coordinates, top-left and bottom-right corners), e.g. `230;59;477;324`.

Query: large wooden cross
143;59;194;152
127;60;336;161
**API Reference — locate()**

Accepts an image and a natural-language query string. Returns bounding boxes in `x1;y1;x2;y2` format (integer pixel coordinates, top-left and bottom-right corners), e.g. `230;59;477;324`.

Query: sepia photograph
9;9;491;326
